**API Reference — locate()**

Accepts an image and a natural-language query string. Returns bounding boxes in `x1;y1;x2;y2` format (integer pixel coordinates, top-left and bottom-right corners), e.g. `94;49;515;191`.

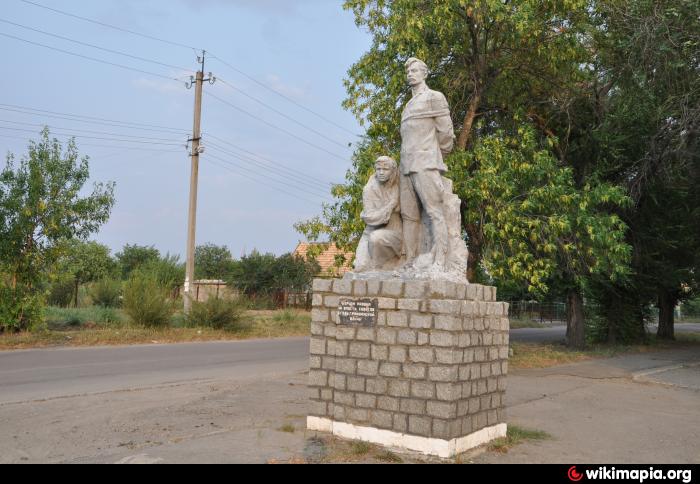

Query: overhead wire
0;31;181;82
205;153;327;206
203;133;336;187
205;90;351;163
0;17;193;73
0;119;185;143
0;126;185;146
205;141;331;198
216;77;351;150
209;55;360;137
0;132;185;152
0;103;190;134
15;0;359;138
18;0;200;51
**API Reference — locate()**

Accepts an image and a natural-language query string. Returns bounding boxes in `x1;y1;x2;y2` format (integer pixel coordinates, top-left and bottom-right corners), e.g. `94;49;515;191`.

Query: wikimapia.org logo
567;466;693;483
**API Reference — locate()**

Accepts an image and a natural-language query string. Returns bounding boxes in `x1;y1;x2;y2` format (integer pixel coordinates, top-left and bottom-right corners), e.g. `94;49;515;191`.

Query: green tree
299;0;632;348
572;0;700;342
456;128;630;347
138;254;185;293
195;243;234;280
340;0;592;279
56;240;116;307
0;129;114;330
228;251;319;297
116;244;160;279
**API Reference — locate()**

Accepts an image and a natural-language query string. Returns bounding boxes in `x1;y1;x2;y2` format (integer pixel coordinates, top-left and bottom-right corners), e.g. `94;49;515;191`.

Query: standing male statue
400;57;456;270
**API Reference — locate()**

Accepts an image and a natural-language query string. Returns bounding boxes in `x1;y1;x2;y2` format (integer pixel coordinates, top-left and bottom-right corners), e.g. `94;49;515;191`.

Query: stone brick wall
308;277;509;442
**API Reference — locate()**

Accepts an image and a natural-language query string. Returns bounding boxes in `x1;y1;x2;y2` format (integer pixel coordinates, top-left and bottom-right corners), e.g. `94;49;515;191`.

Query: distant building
294;242;353;277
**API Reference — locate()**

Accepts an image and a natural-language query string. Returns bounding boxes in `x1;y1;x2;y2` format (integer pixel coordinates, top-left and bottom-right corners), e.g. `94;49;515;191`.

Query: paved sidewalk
1;345;698;463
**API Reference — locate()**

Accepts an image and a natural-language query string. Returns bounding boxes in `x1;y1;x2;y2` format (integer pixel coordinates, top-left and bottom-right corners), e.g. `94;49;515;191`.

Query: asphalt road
510;322;700;343
0;338;309;404
1;324;699;404
0;328;698;463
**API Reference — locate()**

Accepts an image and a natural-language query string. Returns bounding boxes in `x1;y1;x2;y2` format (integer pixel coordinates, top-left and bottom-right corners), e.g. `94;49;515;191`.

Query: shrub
0;283;43;332
122;276;174;327
185;297;245;331
47;276;76;308
89;279;122;308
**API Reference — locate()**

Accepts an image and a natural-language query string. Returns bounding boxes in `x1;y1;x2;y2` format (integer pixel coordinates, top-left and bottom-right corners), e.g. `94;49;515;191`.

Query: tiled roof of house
294;242;353;277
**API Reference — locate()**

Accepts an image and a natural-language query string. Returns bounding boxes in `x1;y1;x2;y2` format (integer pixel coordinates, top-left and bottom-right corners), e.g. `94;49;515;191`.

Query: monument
307;57;509;458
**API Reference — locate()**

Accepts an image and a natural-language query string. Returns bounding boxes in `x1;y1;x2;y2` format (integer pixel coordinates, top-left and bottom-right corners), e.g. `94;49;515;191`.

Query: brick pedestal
307;277;509;458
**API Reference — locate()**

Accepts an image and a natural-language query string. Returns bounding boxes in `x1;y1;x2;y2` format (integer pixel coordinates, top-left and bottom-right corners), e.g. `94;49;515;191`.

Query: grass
350;441;373;456
509;333;700;370
374;451;404;463
488;425;551;453
0;307;311;350
278;424;296;434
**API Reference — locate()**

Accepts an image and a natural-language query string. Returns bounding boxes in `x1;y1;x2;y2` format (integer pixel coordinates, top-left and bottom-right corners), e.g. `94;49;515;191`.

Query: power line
217;77;351;151
0;119;185;143
0;31;180;81
205;154;327;206
205;90;351;163
203;133;336;188
0;17;193;73
205;142;330;198
0;103;189;134
17;0;200;51
15;0;360;142
210;55;360;137
0;106;188;136
0;126;185;146
205;139;332;194
0;132;184;152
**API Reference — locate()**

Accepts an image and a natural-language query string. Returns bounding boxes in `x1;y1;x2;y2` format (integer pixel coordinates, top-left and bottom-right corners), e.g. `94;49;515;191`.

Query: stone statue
351;57;469;282
354;156;403;271
399;57;467;276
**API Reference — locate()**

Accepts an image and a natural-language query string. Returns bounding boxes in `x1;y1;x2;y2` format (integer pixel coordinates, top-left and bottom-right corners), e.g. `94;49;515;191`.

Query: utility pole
184;51;215;313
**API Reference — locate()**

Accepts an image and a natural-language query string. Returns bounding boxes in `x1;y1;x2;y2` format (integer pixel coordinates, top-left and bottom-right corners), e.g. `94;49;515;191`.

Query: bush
44;306;124;329
47;276;76;308
0;284;43;332
122;276;174;327
185;297;245;331
89;279;122;308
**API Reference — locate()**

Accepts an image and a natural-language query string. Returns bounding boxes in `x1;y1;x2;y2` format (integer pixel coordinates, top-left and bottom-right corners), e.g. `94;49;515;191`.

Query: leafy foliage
122;275;174;328
89;278;122;308
227;251;320;296
194;243;235;280
185;297;245;331
454;127;631;297
0;129;114;331
115;244;160;279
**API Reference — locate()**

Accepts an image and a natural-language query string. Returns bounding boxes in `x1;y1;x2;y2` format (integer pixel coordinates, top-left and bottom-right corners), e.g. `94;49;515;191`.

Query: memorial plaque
338;298;378;326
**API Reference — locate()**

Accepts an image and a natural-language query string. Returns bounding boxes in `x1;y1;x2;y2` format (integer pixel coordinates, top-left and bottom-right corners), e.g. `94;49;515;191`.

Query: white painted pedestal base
307;416;507;459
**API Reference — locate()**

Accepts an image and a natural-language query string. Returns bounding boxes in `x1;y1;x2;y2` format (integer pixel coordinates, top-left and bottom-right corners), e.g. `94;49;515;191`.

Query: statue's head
405;57;428;87
375;156;397;184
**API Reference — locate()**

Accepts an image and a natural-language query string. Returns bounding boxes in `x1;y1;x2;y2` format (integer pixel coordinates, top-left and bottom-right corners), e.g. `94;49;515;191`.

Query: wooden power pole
184;52;214;313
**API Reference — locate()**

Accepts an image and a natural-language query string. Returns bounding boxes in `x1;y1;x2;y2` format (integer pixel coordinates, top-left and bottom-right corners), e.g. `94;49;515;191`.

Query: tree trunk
657;290;676;340
465;222;483;283
456;89;482;150
566;288;586;349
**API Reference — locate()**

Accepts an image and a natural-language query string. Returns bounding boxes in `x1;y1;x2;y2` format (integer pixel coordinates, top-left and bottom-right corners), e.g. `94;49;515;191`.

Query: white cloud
264;74;309;101
131;77;189;95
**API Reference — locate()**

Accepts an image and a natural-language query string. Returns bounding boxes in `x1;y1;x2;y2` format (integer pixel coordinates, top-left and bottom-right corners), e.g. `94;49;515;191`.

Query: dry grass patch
0;309;311;350
488;425;551;453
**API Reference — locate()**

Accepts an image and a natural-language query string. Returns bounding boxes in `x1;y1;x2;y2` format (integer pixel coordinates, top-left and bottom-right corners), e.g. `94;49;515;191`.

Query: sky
0;0;372;259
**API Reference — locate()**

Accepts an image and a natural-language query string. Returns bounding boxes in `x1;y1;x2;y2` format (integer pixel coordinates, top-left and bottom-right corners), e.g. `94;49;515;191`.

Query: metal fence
507;301;567;324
